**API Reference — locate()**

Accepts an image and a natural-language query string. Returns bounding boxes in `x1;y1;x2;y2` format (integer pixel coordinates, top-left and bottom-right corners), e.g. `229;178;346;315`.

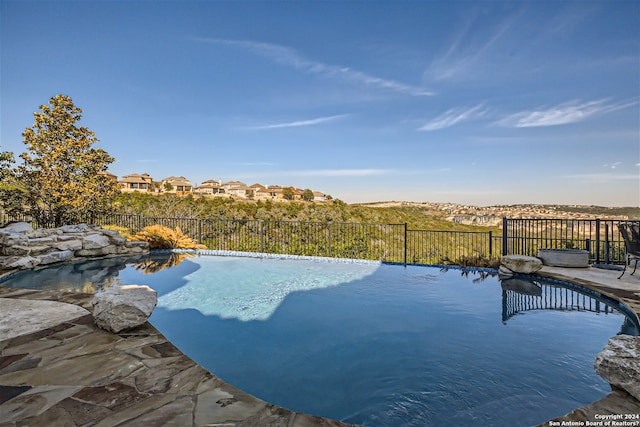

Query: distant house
194;179;225;195
291;187;304;201
119;173;154;193
313;191;326;202
162;176;193;194
250;183;266;193
256;185;284;200
222;181;252;198
250;183;271;200
98;171;118;182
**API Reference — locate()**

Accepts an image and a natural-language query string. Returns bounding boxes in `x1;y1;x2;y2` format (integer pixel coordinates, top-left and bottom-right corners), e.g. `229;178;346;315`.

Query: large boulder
0;231;29;249
82;233;111;250
55;239;83;251
28;228;61;238
2;222;33;233
500;255;543;274
27;237;55;245
595;334;640;401
101;229;127;246
59;224;91;233
76;245;117;257
92;285;158;333
0;256;41;270
2;245;31;256
35;250;74;265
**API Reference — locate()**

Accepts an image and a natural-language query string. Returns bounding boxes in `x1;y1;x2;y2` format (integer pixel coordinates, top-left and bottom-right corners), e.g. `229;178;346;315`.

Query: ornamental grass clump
133;225;206;250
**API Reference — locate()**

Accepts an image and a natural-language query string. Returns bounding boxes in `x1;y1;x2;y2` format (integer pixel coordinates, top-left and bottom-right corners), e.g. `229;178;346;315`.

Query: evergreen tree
0;146;27;218
18;94;119;226
282;187;295;200
302;189;314;202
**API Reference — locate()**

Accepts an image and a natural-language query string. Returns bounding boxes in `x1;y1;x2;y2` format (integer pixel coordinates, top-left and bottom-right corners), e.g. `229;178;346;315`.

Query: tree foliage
0;147;14;183
18;94;119;226
282;187;295;200
0;146;28;217
301;189;314;202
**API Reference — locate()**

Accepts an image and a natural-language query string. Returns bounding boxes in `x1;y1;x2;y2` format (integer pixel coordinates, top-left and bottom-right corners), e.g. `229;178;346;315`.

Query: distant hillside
113;194;637;233
113;193;496;232
360;201;639;220
553;205;640;219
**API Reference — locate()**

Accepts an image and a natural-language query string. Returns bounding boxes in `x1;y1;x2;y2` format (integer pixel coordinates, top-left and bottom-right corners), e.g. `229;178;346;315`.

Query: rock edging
595;334;640;402
0;222;149;271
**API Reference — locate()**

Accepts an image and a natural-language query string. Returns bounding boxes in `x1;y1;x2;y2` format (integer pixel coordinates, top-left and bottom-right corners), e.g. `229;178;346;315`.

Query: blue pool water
2;253;636;427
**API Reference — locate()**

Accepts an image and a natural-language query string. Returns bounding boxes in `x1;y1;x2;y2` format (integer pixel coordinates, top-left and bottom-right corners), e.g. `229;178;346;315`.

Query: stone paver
0;285;356;427
1;264;639;426
0;298;89;341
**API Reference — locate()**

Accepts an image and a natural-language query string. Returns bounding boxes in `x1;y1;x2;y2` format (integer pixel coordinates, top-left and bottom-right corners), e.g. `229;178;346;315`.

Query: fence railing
501;218;628;264
1;212;633;266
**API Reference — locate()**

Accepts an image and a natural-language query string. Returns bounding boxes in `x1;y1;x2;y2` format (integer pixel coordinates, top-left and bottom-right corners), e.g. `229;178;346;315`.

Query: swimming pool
2;253;636;426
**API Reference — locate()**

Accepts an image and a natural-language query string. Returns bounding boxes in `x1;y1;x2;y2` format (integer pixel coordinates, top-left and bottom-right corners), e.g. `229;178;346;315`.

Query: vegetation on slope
113;193;501;233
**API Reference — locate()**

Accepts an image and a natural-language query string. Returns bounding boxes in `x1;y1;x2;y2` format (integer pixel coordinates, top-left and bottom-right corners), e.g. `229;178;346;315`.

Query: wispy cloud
497;99;639;128
248;114;350;130
418;104;487;131
193;37;433;96
425;10;520;81
603;162;622;169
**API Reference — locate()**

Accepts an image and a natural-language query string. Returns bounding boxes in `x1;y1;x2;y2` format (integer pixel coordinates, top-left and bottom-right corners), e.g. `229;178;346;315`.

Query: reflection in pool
1;253;637;427
501;276;639;335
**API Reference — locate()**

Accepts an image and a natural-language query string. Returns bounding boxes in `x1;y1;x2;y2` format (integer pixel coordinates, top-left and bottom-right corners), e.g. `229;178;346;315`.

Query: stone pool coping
0;256;639;426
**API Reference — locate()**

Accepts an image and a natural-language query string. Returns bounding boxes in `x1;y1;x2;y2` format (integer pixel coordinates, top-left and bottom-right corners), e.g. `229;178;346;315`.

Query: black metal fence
502;218;629;264
1;212;633;266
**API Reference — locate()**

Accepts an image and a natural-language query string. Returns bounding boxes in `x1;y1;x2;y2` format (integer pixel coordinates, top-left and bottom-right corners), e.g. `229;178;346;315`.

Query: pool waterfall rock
0;222;149;271
595;334;640;402
92;284;158;333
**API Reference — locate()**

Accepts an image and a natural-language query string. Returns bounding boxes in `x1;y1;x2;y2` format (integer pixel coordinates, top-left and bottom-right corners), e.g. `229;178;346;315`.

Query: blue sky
1;1;638;206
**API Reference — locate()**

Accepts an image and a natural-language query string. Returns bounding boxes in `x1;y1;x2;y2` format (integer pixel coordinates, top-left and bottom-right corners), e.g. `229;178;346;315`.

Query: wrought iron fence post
604;222;610;264
596;219;601;264
404;222;408;266
488;231;493;257
502;217;508;256
328;222;332;257
197;218;202;245
260;220;264;253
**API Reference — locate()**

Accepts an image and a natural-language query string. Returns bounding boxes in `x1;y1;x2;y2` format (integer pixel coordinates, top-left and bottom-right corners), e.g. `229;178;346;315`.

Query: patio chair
618;221;640;279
